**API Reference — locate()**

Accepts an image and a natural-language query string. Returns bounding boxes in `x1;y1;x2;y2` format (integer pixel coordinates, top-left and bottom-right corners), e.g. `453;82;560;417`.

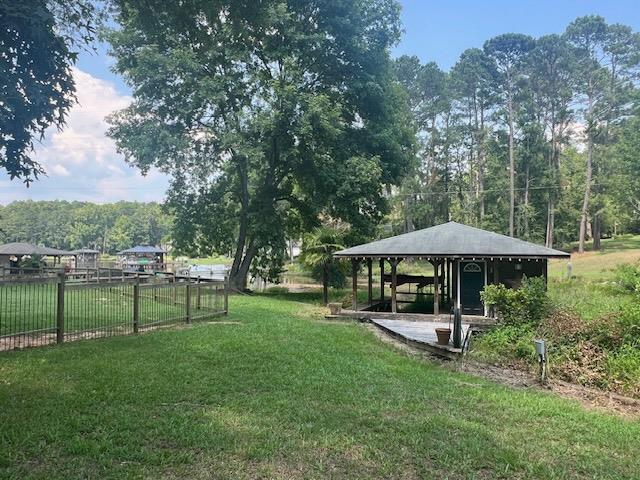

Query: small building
117;245;166;272
70;249;100;269
0;242;72;270
333;221;569;318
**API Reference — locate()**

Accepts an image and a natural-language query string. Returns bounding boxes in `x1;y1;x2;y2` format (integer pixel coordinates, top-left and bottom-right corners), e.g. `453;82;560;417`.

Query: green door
460;261;485;315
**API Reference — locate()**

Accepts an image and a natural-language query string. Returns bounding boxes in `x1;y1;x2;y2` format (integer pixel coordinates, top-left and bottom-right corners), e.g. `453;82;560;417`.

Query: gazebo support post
351;258;360;311
366;258;373;306
447;258;451;306
322;264;329;306
433;260;440;317
379;259;385;304
390;259;399;314
453;258;462;348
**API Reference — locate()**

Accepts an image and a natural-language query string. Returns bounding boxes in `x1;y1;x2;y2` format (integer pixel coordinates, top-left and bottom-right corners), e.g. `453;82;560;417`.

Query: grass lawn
0;282;221;338
1;294;639;479
549;234;640;282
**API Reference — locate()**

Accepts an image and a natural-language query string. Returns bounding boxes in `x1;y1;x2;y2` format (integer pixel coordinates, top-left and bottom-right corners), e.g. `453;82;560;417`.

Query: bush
605;344;640;397
618;302;640;346
264;286;289;295
471;324;537;364
613;263;640;294
481;276;550;326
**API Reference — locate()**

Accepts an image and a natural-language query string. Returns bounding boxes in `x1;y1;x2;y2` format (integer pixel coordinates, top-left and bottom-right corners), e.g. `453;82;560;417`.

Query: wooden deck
338;308;494;327
371;319;472;359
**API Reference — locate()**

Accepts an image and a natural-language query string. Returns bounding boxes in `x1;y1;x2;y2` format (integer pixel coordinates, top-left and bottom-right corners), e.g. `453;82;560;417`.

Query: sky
2;0;639;205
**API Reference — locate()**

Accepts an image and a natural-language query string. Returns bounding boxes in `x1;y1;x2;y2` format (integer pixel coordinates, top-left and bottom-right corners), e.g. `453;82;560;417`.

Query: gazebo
117;245;166;271
0;242;73;270
70;249;100;269
333;221;569;319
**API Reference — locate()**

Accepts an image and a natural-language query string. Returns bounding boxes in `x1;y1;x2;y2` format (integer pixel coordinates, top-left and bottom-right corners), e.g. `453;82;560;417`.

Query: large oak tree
107;0;414;289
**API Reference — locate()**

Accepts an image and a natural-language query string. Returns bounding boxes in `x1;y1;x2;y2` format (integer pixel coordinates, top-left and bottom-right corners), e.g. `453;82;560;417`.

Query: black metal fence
0;273;228;351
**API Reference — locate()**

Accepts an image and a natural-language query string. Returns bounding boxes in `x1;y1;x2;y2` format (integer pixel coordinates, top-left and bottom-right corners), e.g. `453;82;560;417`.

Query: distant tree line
0;201;172;254
391;16;640;252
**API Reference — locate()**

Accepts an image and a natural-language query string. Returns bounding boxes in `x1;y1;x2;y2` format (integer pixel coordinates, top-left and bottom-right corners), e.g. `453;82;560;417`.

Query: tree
107;0;414;290
484;33;535;236
0;0;102;183
564;17;640;251
450;48;496;224
393;56;451;230
299;225;346;305
527;35;575;247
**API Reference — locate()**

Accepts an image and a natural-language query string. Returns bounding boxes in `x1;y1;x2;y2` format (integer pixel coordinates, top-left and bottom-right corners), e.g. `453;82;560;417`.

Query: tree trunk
230;155;249;278
546;199;555;248
523;165;530;239
322;263;329;305
479;107;486;223
229;242;258;291
593;213;602;250
508;92;516;237
578;134;593;253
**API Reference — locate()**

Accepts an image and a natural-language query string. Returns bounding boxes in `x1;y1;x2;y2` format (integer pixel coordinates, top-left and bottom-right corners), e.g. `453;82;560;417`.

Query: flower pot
435;328;451;346
328;303;342;315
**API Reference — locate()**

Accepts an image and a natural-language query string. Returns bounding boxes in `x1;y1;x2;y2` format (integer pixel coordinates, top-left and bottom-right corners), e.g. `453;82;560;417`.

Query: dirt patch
368;324;640;420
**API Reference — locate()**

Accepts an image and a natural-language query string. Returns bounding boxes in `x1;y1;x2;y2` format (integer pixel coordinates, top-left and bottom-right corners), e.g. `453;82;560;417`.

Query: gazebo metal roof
117;245;166;255
0;242;72;256
70;249;100;254
334;221;570;259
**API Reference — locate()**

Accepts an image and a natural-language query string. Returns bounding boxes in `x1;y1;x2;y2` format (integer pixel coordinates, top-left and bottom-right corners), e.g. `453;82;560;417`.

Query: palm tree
299;226;345;305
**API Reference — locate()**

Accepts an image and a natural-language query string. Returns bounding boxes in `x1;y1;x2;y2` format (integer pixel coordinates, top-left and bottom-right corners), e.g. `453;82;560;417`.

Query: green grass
546;234;640;319
548;279;636;321
187;254;233;265
1;294;639;479
0;283;218;336
550;234;640;282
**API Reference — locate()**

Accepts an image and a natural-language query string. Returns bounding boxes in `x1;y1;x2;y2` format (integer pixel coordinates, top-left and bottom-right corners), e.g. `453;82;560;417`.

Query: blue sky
2;0;639;204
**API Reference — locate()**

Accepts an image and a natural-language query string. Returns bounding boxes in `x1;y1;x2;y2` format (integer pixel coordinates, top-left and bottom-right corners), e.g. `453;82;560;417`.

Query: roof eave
333;252;570;259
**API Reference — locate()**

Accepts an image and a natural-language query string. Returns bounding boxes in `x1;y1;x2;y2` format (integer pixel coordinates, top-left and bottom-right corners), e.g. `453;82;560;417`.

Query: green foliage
387;16;640;247
0;1;102;182
299;226;348;289
0;200;172;254
16;255;46;270
605;344;640;394
107;0;414;288
471;324;537;364
613;263;640;294
476;261;640;396
481;276;550;325
2;294;640;478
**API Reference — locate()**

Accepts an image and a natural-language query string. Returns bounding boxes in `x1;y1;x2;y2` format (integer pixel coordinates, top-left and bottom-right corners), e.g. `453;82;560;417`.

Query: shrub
613;263;640;294
618;302;640;346
264;286;289;295
18;255;46;270
539;309;585;342
471;324;537;364
481;276;550;326
605;344;640;397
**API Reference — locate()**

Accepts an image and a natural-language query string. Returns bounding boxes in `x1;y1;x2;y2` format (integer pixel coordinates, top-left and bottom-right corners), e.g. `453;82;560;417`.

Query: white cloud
0;68;170;204
51;164;71;177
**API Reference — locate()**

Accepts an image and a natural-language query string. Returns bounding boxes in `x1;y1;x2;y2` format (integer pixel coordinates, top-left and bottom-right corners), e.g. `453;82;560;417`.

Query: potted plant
435;327;451;345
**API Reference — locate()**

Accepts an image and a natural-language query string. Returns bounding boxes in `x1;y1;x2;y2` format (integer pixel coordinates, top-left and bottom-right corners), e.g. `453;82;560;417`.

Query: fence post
196;277;201;310
172;275;177;304
56;272;66;343
186;280;192;323
133;277;140;334
224;275;229;315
